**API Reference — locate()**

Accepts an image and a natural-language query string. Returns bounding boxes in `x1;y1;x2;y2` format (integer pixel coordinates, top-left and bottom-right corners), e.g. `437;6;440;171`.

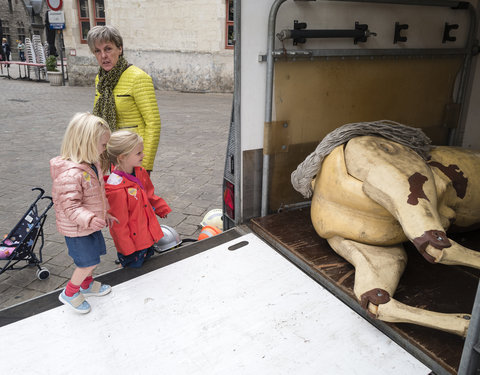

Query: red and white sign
46;0;63;11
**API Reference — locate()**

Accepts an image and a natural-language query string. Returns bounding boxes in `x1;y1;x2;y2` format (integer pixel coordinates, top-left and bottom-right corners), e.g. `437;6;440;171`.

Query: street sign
48;11;65;30
49;24;65;30
46;0;63;11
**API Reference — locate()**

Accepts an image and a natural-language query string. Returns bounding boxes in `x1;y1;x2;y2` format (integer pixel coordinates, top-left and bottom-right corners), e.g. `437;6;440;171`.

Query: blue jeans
117;246;155;268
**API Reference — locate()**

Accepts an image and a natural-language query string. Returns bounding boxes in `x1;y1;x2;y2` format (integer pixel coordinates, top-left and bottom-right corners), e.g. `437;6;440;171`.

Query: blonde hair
60;113;110;165
107;130;143;166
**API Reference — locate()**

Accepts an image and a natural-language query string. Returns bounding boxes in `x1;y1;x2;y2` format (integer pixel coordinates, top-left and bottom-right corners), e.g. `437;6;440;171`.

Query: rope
291;120;432;198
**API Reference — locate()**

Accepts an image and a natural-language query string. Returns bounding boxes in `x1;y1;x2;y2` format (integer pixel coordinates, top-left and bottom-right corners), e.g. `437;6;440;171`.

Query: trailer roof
1;233;429;374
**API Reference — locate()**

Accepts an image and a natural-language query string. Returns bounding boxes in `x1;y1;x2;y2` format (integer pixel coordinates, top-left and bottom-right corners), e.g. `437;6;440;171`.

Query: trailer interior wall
240;0;479;219
239;0;272;220
463;2;480;150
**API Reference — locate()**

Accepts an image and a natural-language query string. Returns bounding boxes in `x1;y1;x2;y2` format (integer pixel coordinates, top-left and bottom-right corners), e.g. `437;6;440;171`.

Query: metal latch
276;20;377;45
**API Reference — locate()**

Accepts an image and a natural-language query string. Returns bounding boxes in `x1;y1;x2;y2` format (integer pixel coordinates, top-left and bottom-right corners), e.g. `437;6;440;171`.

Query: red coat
104;167;171;255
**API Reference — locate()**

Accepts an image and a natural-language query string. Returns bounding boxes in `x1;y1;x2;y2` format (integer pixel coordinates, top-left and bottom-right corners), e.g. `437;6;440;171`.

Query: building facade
0;0;46;60
62;0;234;92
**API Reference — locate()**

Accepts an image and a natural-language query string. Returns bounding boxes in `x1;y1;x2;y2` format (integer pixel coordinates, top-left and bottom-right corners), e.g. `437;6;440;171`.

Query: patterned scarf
93;55;129;131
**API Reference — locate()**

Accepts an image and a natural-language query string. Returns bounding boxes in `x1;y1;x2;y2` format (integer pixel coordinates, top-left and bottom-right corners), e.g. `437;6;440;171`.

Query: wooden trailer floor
251;208;480;375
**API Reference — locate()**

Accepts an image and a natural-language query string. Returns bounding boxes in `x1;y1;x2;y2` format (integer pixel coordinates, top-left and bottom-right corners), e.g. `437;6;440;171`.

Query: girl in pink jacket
50;113;118;314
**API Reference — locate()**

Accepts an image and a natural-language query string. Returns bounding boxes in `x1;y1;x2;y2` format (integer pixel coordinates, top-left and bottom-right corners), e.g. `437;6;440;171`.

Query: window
225;0;234;49
77;0;107;42
94;0;105;26
2;21;10;41
17;26;25;42
77;0;91;43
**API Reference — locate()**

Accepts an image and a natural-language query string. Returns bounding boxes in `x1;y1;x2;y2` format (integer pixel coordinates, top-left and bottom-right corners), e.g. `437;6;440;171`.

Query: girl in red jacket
105;130;171;268
50;113;118;314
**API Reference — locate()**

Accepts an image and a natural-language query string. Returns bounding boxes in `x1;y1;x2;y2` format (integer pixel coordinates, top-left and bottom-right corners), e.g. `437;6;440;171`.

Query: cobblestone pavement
0;71;232;309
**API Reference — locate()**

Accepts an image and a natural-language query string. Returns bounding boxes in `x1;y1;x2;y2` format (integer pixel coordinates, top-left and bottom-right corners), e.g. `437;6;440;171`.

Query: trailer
1;1;479;374
222;1;480;374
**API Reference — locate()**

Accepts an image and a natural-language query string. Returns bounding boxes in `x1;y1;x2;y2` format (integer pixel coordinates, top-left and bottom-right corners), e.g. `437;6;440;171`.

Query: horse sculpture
292;121;480;337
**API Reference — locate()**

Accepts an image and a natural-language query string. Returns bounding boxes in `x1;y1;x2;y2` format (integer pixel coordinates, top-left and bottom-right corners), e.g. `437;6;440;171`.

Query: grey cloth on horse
291;120;432;198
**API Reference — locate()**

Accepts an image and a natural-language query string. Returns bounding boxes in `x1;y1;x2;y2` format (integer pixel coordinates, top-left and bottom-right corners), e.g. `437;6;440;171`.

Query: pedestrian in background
17;40;25;61
50;113;118;314
105;130;171;268
87;25;161;175
2;38;11;61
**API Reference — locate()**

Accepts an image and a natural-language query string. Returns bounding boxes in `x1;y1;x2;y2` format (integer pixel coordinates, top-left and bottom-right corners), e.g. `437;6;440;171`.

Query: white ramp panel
1;233;429;374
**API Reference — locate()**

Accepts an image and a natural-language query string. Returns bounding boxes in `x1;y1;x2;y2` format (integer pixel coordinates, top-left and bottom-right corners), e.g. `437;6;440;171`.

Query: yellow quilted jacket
94;65;161;171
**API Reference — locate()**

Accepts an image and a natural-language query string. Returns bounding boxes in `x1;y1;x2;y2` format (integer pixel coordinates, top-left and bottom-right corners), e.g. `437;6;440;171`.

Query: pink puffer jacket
50;156;109;237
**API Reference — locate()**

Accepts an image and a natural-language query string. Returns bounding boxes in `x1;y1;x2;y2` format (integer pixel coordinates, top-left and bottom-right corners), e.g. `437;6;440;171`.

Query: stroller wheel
36;267;50;280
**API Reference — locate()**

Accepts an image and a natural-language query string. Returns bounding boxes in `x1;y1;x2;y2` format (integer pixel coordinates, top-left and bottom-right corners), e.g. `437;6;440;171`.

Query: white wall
61;0;233;92
109;0;225;52
240;0;272;151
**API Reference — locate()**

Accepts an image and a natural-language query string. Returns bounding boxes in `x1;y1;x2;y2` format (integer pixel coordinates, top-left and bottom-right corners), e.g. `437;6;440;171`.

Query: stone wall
0;0;45;60
66;54;98;86
68;49;233;92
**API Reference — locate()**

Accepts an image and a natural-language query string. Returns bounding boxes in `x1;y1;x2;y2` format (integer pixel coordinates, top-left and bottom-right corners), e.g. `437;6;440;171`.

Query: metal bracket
442;22;459;43
393;22;408;44
293;20;307;45
353;22;375;44
276;20;377;45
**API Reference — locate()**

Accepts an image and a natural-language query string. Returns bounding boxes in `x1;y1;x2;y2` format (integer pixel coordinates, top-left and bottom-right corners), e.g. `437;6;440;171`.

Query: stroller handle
31;187;53;215
32;187;45;200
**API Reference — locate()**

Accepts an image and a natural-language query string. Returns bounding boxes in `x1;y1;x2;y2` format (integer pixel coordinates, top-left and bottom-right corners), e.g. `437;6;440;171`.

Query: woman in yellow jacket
87;25;160;173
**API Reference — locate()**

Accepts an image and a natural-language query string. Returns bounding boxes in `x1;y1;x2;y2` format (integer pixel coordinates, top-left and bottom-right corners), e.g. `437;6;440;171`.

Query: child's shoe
58;290;91;314
80;280;111;297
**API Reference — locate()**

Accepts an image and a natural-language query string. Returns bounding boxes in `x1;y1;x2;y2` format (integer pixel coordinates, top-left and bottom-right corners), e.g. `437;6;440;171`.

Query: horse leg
328;236;471;337
422;240;480;268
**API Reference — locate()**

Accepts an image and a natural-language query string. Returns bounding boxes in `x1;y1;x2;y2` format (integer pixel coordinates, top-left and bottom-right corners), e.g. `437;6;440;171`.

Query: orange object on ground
198;225;222;240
